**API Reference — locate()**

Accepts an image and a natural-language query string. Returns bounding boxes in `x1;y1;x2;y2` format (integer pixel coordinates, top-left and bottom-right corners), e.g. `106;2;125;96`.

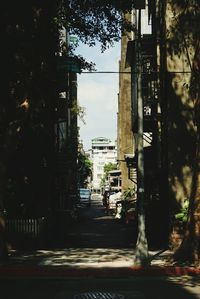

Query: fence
5;218;47;249
6;218;46;237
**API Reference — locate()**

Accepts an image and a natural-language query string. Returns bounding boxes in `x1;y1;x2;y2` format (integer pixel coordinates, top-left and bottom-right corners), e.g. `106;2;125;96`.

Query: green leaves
123;187;136;200
59;0;133;52
104;162;117;176
77;151;92;186
175;199;189;223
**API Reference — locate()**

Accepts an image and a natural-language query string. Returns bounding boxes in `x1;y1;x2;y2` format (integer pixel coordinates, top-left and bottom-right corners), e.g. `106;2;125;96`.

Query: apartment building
91;137;117;191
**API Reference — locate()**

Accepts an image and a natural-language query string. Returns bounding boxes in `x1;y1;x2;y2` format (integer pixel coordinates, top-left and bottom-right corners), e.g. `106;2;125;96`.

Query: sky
76;42;121;151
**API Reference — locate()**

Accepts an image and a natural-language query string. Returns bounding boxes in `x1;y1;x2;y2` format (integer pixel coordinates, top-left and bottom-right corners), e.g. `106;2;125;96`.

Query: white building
91;137;117;190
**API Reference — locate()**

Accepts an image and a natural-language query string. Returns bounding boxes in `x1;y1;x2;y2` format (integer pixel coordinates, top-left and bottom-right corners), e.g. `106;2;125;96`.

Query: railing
5;218;46;238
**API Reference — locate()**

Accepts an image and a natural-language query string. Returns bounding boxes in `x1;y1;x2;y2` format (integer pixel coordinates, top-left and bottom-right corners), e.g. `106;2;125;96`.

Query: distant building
91;137;117;190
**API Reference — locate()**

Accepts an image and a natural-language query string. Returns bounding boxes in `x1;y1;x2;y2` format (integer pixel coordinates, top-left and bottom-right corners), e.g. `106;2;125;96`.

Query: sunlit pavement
0;249;200;298
0;245;200;298
0;194;200;299
6;247;173;267
1;194;199;277
0;247;200;279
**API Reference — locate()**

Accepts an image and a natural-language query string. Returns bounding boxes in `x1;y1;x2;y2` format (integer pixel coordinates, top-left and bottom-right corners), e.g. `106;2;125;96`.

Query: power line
79;71;192;74
80;71;131;74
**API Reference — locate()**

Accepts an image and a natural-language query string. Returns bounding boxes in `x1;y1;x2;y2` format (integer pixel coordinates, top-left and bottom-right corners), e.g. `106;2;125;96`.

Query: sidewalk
0;247;200;278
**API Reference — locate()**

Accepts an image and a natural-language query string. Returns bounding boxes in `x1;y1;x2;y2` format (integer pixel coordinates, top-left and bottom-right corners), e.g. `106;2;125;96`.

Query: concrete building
91;137;117;191
117;0;199;248
117;8;152;193
117;13;135;192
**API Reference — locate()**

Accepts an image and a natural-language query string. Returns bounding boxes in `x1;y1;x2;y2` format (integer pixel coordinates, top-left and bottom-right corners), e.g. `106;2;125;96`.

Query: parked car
78;188;91;207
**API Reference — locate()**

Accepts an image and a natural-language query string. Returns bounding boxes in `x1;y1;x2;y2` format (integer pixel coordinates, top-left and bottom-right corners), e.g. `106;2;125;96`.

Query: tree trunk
174;161;200;265
174;42;200;265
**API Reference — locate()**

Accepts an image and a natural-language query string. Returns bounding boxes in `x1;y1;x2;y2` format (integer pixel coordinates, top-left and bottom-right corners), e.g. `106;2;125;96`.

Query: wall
117;13;135;191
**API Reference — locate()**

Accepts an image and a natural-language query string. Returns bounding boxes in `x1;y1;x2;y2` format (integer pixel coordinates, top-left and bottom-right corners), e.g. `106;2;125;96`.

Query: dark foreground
1;276;200;299
0;194;200;298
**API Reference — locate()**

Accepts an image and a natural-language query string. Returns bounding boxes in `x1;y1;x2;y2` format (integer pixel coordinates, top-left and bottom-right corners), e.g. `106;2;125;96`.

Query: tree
0;0;134;260
62;1;133;46
174;39;200;265
164;0;200;265
77;152;92;187
104;162;118;177
55;0;134;70
100;162;118;187
1;0;60;260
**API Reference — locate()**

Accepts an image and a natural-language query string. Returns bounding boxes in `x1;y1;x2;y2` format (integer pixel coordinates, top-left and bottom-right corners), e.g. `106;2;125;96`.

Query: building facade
117;15;135;192
117;0;199;247
91;137;117;191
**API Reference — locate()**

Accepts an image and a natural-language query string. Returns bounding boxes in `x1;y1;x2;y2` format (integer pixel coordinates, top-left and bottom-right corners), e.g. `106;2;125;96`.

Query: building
54;28;79;212
117;6;152;193
117;0;199;248
117;12;134;192
117;2;165;248
91;137;117;191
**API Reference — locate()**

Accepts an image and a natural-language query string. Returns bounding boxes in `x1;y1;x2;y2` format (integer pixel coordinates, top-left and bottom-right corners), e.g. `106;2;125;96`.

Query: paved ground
0;275;200;299
0;246;199;278
63;194;138;249
0;194;200;298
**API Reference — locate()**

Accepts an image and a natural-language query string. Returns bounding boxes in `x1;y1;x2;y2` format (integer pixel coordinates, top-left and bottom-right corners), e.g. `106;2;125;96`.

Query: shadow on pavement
0;275;200;299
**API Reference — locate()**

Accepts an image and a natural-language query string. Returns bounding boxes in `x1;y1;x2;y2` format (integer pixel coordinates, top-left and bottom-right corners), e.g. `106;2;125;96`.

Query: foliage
53;0;135;70
100;162;117;188
123;187;136;200
174;199;189;223
104;162;118;177
0;0;135;259
60;0;134;51
1;1;59;218
71;103;86;124
100;176;106;188
1;1;133;213
77;151;92;187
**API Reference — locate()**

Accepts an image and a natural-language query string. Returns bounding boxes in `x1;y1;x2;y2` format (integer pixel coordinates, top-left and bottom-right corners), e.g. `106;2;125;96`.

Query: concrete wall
117;15;135;191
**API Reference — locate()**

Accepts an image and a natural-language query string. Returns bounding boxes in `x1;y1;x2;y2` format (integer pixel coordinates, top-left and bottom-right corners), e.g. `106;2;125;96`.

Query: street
4;193;138;267
65;193;137;248
0;194;200;298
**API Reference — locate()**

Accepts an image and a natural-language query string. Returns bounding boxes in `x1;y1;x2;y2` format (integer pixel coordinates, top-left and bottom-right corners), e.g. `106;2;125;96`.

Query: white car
79;188;91;207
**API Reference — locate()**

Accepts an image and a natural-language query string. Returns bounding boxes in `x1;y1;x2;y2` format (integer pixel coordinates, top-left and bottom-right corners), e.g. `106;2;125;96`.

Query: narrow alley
65;193;137;249
7;193;138;267
1;195;200;299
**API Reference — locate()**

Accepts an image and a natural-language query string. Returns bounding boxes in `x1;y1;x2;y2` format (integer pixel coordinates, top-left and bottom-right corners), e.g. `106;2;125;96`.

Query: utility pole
133;8;149;266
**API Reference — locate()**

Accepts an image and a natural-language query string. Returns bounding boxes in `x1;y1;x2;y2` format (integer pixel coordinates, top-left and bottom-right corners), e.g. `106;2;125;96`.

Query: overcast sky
76;42;120;150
